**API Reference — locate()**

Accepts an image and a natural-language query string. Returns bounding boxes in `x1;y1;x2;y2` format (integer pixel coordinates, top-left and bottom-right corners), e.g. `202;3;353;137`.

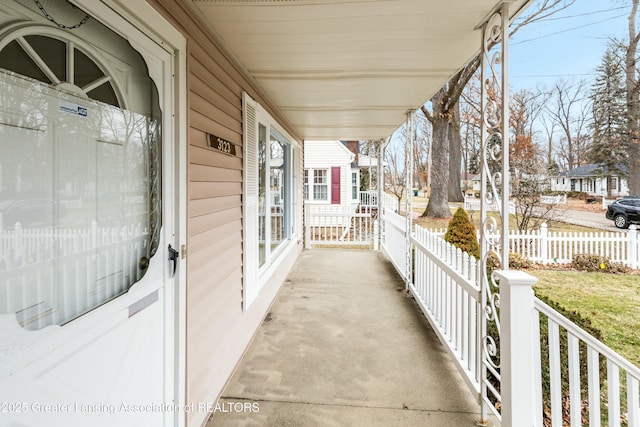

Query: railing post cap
493;269;538;287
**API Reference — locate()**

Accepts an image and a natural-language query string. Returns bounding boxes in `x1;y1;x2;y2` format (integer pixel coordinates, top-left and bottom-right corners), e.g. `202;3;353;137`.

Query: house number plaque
207;134;236;156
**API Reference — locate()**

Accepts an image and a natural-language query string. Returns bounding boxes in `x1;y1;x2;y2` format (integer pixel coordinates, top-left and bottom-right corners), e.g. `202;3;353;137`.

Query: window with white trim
303;168;328;202
303;169;309;201
313;170;328;201
243;93;298;309
0;10;161;330
351;171;359;200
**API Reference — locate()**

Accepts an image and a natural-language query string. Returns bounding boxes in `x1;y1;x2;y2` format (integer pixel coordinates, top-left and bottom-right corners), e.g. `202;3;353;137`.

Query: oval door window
0;3;161;330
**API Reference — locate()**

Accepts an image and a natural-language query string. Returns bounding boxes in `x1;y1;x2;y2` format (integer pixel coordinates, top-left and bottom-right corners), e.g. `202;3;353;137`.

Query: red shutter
331;167;340;205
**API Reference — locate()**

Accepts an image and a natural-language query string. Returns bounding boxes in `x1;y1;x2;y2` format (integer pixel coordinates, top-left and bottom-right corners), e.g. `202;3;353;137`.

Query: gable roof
558;163;628;178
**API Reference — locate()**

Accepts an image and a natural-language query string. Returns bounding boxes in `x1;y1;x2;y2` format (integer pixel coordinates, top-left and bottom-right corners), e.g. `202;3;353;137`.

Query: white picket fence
381;211;640;426
509;223;638;268
0;222;149;330
426;223;639;269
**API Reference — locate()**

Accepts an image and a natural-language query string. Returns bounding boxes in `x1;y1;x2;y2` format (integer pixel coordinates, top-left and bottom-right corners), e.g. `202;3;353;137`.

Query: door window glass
0;19;161;330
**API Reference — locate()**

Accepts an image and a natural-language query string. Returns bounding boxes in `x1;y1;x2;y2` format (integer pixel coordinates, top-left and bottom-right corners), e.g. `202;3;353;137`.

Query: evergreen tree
588;43;628;174
444;208;480;259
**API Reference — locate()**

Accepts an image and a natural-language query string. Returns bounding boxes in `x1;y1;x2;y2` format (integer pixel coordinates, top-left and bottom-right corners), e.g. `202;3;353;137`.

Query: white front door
0;2;179;426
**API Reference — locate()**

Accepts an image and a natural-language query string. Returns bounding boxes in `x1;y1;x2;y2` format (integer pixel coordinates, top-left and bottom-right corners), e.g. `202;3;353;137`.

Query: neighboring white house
461;173;481;196
304;140;360;213
550;164;629;197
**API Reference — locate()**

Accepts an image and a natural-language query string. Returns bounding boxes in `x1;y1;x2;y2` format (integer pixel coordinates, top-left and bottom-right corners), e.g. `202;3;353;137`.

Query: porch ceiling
191;0;532;141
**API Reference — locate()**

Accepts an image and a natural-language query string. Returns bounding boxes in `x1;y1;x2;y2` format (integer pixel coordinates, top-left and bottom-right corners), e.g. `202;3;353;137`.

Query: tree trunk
448;101;464;202
627;0;640;195
423;88;452;218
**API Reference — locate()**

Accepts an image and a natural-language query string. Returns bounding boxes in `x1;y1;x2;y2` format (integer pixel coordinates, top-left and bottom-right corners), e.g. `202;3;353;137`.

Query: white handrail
534;298;640;379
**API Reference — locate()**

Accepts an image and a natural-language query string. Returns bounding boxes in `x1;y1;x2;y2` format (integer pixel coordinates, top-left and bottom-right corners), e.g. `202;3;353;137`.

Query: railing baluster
568;333;581;427
608;361;621;427
628;373;640;427
587;347;601;426
549;319;562;426
533;308;544;427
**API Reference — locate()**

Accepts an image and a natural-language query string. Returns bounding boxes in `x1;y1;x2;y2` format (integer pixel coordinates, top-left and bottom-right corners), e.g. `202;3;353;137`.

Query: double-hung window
313;170;328;201
303;168;329;202
351;171;359;200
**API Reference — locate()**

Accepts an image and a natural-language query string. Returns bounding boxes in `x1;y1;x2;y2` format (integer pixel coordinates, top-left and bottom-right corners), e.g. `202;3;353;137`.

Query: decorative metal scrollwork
479;4;510;420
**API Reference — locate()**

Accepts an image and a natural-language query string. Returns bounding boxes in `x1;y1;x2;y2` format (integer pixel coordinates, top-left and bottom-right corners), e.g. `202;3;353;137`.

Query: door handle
168;244;179;277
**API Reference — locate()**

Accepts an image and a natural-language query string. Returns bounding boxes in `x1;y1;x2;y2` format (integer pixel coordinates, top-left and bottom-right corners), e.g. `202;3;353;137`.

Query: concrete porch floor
206;249;492;427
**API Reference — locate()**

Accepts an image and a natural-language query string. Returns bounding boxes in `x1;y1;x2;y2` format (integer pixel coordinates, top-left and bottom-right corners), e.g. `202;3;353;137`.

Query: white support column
304;204;310;249
478;3;511;421
500;2;510;269
404;110;415;288
493;270;538;427
377;138;387;250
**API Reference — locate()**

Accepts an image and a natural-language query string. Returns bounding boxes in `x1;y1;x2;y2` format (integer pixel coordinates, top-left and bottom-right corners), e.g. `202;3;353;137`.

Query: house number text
207;134;236;156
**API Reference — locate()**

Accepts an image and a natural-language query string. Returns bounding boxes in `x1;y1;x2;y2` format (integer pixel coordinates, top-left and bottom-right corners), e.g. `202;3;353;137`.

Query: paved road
554;208;618;231
411;197;630;232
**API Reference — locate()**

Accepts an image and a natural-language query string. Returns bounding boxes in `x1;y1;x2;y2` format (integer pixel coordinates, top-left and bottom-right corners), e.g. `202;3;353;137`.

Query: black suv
605;196;640;229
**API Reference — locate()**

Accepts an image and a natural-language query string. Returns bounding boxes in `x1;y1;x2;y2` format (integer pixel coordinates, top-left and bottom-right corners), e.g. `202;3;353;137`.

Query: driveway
554;207;621;231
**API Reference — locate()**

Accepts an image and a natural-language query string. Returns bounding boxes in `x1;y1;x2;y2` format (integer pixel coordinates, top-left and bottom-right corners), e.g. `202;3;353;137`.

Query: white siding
304;140;354;169
550;177;570;193
304;141;355;211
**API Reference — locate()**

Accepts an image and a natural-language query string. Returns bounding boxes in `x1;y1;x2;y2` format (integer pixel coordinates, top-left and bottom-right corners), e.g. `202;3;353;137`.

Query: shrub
444;208;480;259
485;252;532;270
571;254;631;274
508;253;533;269
566;191;588;199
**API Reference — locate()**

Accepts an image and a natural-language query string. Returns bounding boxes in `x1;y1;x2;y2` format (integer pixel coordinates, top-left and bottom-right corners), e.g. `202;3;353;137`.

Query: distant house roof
557;163;628;178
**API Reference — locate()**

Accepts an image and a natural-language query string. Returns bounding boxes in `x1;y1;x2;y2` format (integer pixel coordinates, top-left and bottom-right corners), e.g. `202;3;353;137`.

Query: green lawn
531;270;640;367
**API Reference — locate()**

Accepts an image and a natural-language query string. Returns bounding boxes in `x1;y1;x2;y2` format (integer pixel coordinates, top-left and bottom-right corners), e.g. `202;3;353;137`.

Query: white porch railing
411;226;482;396
533;297;640;427
304;204;376;248
359;190;379;209
381;205;406;274
380;209;640;426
